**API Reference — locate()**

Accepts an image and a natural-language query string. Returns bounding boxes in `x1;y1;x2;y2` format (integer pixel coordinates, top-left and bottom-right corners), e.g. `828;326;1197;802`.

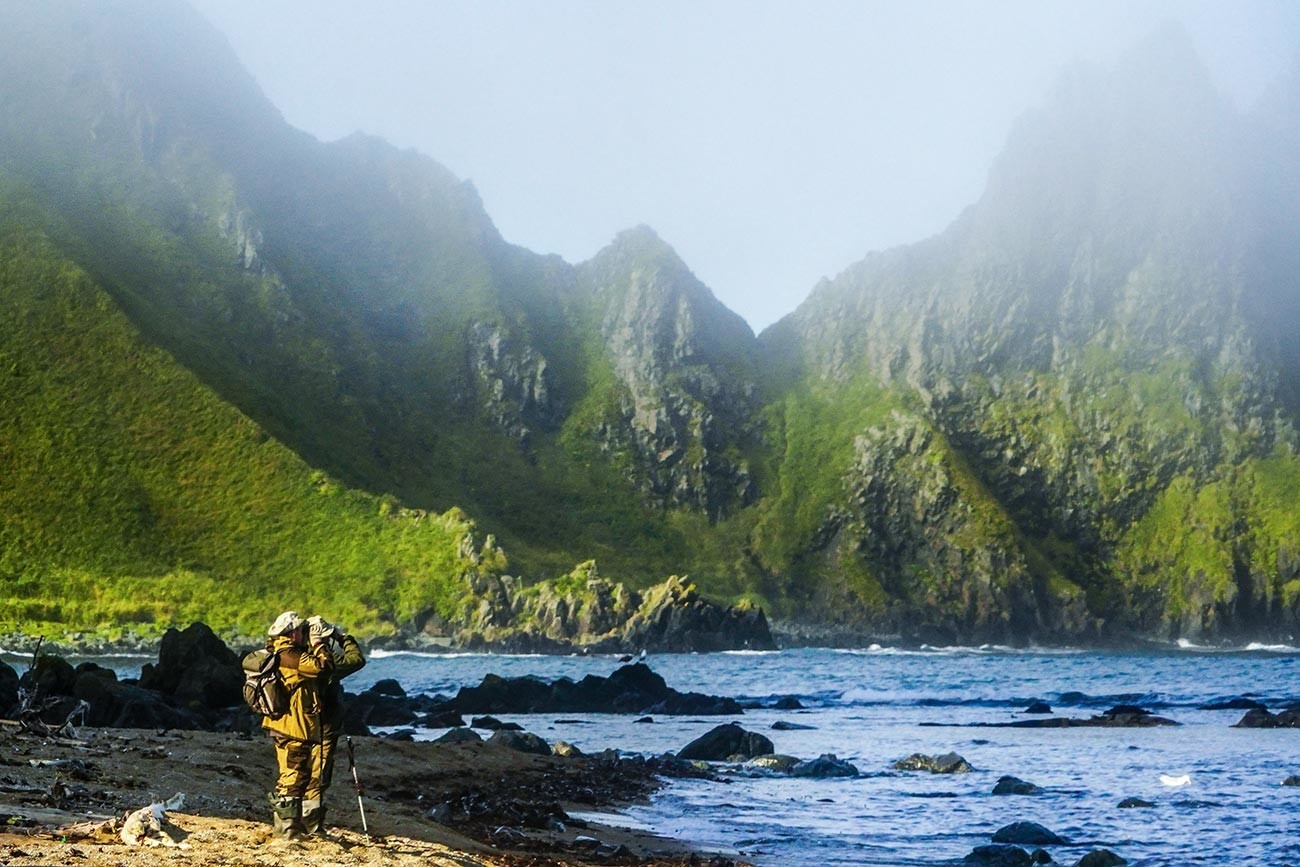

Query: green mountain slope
2;6;1298;644
0;229;496;638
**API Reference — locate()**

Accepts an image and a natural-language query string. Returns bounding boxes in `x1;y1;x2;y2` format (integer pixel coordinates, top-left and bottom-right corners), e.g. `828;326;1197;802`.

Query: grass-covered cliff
2;5;1298;644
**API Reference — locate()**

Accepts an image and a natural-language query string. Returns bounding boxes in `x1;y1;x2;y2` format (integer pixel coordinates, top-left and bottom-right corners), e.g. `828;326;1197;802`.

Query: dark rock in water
635;716;654;724
0;660;18;715
385;728;416;741
139;623;242;709
1023;701;1052;714
488;730;552;755
745;754;800;773
1000;709;1178;728
791;753;858;778
367;678;407;698
992;775;1041;795
992;822;1064;845
1118;797;1156;808
771;720;817;731
451;663;742;715
1234;707;1300;728
348;692;418;727
893;751;974;773
1104;704;1150;717
1198;696;1266;711
773;696;804;710
552;741;583;758
1283;775;1300;787
963;844;1033;866
1029;850;1052;865
678;723;774;761
433;727;482;745
1058;691;1088;704
1075;850;1126;867
419;710;466;728
472;715;522;731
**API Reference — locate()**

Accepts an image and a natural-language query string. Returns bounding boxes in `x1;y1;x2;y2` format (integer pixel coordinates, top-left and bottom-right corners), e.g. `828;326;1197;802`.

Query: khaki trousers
272;736;324;799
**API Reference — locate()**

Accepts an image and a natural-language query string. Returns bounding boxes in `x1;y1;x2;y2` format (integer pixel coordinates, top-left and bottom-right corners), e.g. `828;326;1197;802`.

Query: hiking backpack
241;649;289;719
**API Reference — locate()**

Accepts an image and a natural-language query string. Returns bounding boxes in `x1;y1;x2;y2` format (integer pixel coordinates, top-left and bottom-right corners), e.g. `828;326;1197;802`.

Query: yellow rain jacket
260;635;335;743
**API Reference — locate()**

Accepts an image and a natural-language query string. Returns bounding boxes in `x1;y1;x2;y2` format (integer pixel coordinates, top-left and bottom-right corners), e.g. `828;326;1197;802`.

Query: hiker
260;610;335;838
301;614;366;835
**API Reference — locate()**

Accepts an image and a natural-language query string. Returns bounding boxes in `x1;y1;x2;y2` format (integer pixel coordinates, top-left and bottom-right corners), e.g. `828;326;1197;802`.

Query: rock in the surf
678;723;773;761
992;821;1064;845
771;720;817;730
1117;797;1155;808
1023;700;1052;714
893;751;973;773
1282;775;1300;787
1075;850;1126;867
433;727;482;745
744;754;801;773
963;843;1033;866
791;754;859;778
488;729;552;755
992;775;1041;795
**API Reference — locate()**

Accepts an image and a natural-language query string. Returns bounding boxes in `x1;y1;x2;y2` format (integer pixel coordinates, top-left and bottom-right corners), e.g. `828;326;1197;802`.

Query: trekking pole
345;736;370;837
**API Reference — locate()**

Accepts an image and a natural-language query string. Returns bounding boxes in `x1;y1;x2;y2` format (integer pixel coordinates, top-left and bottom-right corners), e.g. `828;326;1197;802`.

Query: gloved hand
307;615;341;644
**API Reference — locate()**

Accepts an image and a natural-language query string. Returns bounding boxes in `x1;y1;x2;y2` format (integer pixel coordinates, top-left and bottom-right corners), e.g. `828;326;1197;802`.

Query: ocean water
16;645;1299;865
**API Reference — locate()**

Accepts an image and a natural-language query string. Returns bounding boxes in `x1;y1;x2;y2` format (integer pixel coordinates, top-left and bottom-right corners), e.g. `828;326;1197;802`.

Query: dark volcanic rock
1118;797;1156;808
23;654;76;697
1075;850;1126;867
1283;775;1300;786
0;660;17;714
992;822;1064;845
1198;696;1266;711
488;730;552;755
893;752;974;773
451;663;741;715
1233;707;1300;728
419;710;467;728
771;720;816;731
773;696;804;710
791;753;858;778
434;727;482;745
367;678;407;698
1023;701;1052;714
678;723;773;761
1030;850;1052;865
992;775;1041;795
138;623;242;709
471;715;522;731
964;844;1033;867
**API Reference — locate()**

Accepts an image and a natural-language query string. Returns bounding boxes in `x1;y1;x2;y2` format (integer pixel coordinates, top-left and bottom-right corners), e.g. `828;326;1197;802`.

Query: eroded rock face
138;622;242;709
464;321;558;448
444;569;775;653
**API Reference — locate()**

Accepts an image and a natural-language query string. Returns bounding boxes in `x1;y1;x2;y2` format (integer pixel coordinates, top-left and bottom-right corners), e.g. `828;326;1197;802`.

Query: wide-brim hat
268;610;304;636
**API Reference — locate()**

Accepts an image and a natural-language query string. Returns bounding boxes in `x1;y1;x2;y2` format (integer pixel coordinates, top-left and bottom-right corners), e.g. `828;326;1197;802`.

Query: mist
186;0;1299;332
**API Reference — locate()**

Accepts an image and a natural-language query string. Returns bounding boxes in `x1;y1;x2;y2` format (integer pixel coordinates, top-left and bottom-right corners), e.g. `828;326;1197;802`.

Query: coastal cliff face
1;6;1298;644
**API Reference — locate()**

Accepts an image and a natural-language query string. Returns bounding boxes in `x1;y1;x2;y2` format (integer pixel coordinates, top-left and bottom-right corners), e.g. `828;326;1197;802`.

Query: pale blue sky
189;1;1299;331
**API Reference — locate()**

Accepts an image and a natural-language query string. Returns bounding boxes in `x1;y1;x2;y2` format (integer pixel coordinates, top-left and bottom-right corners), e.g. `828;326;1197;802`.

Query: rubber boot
301;798;326;835
268;793;302;839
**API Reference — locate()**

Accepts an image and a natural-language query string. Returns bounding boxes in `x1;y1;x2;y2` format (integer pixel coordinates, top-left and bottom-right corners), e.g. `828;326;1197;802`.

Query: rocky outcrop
893;752;974;773
448;663;742;716
992;822;1064;845
463;321;558;448
138;623;243;709
993;776;1041;795
439;569;775;653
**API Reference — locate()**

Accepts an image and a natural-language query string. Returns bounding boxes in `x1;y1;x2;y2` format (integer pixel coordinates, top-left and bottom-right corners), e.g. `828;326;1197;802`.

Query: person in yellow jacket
300;614;366;835
261;610;335;838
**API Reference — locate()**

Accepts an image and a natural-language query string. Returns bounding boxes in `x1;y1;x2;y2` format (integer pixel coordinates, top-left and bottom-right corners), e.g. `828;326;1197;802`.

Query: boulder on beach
472;715;523;731
0;660;18;714
1075;850;1126;867
368;678;407;698
992;775;1040;795
138;623;242;709
433;727;482;745
420;709;467;728
488;730;552;755
992;822;1064;845
23;654;77;698
963;844;1033;867
678;723;773;761
893;751;973;773
791;754;858;778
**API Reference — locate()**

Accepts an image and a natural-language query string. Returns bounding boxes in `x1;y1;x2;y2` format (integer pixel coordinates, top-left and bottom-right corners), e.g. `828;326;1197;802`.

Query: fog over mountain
186;0;1300;331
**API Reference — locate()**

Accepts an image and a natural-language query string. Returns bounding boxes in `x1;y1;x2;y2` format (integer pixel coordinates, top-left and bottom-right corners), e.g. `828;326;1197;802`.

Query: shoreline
0;726;743;866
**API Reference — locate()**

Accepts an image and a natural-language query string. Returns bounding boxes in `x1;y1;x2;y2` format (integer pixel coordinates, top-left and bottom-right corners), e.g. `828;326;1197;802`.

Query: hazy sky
188;1;1299;332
